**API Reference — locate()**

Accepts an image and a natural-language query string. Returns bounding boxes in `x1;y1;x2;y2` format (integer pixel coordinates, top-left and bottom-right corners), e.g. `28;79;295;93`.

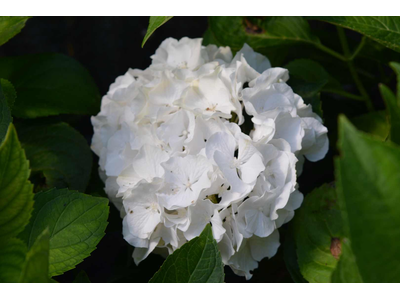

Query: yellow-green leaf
142;16;173;47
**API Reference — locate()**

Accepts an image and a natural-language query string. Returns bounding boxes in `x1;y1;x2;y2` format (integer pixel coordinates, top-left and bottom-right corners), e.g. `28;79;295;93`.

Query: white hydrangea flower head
91;37;329;280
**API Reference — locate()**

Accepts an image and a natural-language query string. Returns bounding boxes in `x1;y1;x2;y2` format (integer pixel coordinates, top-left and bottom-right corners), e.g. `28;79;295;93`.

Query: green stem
322;88;365;101
349;36;366;61
337;27;374;111
314;43;347;62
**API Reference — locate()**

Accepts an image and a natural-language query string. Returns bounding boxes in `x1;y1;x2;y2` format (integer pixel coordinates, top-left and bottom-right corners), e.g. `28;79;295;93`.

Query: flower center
178;61;188;69
206;103;217;112
150;202;159;212
181;129;188;138
230;157;240;169
185;180;193;191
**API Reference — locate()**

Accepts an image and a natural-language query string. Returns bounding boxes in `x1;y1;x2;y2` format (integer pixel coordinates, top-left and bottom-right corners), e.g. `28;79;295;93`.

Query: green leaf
285;59;330;117
310;17;400;53
294;184;343;283
390;62;400;102
208;17;321;57
0;124;34;240
19;188;109;277
17;122;92;192
0;53;100;118
202;28;221;46
351;110;389;141
73;270;91;283
335;116;400;282
149;224;224;283
0;17;30;46
0;79;16;110
283;225;307;283
142;16;173;47
0;230;51;283
331;238;362;283
0;81;12;144
0;238;27;283
20;228;50;283
285;59;329;98
380;84;400;144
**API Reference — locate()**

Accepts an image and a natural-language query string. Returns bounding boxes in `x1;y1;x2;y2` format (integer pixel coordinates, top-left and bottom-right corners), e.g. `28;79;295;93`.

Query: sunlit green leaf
142;16;173;47
0;124;34;240
0;17;30;46
19;189;109;277
294;184;343;283
310;17;400;53
335;116;400;282
351;110;389;141
331;238;362;283
149;224;224;283
0;238;27;282
20;228;50;283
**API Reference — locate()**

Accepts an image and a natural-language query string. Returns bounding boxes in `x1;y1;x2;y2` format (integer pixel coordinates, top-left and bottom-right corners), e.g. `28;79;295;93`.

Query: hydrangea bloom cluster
91;37;328;279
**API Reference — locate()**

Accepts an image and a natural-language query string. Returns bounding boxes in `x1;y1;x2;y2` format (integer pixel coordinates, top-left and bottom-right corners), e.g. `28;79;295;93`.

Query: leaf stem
322;88;365;101
314;43;347;62
337;27;374;111
348;36;366;61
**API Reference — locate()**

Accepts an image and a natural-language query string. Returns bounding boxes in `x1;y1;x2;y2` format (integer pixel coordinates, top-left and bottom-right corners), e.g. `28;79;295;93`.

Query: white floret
91;37;329;279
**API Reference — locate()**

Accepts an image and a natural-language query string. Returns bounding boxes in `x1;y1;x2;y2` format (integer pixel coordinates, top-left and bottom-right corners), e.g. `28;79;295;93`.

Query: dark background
0;17;337;283
0;17;208;96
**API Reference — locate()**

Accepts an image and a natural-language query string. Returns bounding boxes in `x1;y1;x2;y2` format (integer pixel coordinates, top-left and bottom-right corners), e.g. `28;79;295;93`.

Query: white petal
211;209;226;242
274;114;304;152
232;43;271;74
206;132;236;164
184;199;214;240
249;230;280;261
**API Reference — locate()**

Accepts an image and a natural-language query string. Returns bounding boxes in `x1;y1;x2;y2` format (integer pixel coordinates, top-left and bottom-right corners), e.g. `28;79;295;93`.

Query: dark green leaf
17;122;92;192
285;59;331;117
0;79;16;109
209;17;320;52
351;110;389;141
149;224;224;283
390;62;400;101
202;28;221;47
310;17;400;53
20;228;50;283
294;184;343;283
335;116;400;282
285;59;329;98
283;225;307;283
0;238;27;282
0;17;30;46
380;84;400;144
73;270;91;283
19;188;109;277
0;124;34;240
0;53;100;118
0;81;12;144
207;17;323;66
358;39;400;66
142;16;173;47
